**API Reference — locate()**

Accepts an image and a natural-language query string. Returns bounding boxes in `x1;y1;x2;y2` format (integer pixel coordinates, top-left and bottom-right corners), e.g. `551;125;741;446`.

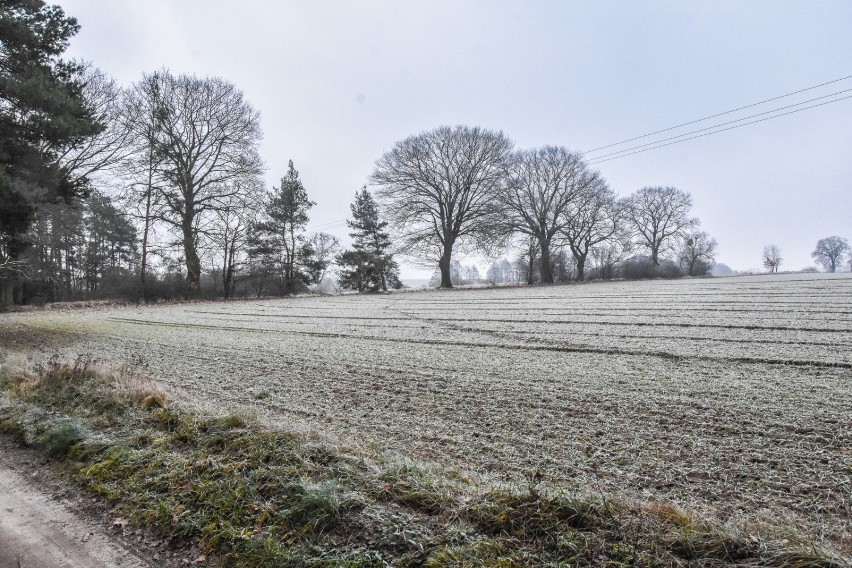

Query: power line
586;94;852;166
583;74;852;154
306;218;348;231
587;87;852;162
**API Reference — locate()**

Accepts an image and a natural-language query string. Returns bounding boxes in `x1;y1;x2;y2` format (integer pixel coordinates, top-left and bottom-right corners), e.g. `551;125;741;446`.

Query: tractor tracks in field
103;315;852;370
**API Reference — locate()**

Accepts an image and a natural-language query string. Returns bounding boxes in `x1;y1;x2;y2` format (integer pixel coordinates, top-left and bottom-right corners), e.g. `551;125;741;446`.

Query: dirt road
0;442;151;568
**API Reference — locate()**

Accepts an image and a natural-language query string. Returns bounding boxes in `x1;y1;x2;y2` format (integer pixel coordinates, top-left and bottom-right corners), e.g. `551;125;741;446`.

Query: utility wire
307;78;852;215
306;219;348;231
587;87;852;162
586;94;852;165
583;74;852;154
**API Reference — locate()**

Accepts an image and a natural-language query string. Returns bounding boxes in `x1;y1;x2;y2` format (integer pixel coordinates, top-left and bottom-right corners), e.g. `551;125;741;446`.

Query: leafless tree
49;64;132;187
307;232;341;283
371;125;512;288
560;180;621;281
499;146;600;283
511;235;540;285
677;229;718;276
811;236;849;273
762;244;782;273
204;182;261;299
121;73;165;300
590;239;631;280
622;186;697;265
127;70;264;295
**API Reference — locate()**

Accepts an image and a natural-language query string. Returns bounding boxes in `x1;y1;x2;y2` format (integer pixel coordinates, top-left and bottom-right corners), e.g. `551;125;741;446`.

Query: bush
620;257;683;280
41;421;85;458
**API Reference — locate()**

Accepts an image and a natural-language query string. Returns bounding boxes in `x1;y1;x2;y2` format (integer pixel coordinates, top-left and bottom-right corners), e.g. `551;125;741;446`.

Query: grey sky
57;0;852;276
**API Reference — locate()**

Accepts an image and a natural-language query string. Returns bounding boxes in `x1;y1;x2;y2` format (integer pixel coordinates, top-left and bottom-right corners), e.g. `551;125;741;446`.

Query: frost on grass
1;273;851;552
1;359;849;566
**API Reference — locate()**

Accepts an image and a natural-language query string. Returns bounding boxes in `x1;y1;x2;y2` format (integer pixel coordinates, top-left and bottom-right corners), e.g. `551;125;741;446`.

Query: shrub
41;421;85;458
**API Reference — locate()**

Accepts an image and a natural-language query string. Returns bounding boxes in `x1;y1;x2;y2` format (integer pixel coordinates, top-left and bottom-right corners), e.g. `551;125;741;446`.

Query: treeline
372;126;718;287
1;2;721;308
0;2;404;307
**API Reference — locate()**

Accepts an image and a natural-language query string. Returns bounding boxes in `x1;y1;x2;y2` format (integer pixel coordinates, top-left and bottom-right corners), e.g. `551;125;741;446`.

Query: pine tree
1;1;101;305
249;161;316;294
338;187;399;292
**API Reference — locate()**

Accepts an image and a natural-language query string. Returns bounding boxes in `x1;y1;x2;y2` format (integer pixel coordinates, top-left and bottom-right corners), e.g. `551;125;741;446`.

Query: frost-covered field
4;273;851;549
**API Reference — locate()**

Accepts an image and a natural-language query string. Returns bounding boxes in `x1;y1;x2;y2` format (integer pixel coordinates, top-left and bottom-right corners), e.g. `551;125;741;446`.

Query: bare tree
372;125;512;288
52;65;132;187
590;239;631;280
677;230;718;276
205;182;260;299
762;244;782;273
122;73;165;300
127;70;264;295
306;232;341;284
499;146;600;283
811;236;849;273
622;186;697;265
560;180;621;281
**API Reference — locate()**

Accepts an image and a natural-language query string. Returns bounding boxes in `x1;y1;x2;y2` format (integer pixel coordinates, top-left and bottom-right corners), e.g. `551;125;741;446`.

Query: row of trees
1;1;103;305
761;237;851;274
1;1;402;305
5;3;842;306
371;126;718;287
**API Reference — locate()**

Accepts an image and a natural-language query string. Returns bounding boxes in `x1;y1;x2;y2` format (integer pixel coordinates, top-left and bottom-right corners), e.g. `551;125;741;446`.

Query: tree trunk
140;156;154;302
224;265;234;298
0;279;12;308
438;241;453;288
222;239;235;299
284;226;297;294
539;237;554;284
576;254;587;281
182;217;201;297
222;261;231;299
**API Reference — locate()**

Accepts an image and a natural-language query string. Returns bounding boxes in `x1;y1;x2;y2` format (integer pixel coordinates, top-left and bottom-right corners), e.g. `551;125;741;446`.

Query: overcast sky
57;0;851;276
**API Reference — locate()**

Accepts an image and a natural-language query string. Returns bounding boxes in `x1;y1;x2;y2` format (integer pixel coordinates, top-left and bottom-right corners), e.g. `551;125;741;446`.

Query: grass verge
0;356;848;567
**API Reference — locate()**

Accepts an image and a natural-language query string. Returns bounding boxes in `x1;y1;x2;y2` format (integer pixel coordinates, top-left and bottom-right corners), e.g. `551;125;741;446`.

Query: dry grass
1;274;850;555
1;359;849;567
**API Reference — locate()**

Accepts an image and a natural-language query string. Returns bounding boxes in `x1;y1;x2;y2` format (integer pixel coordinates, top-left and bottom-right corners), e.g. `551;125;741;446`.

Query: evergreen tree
16;190;137;302
249;161;315;294
337;249;371;292
21;199;85;302
83;192;137;291
338;187;399;292
1;1;101;304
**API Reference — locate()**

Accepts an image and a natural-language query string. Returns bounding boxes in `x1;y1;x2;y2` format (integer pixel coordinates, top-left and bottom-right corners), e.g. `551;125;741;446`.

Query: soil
1;273;849;556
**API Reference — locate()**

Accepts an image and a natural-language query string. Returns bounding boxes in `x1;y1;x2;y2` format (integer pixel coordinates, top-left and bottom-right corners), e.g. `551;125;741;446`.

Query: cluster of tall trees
371;125;719;287
15;192;137;302
11;4;844;307
2;1;379;306
1;1;102;305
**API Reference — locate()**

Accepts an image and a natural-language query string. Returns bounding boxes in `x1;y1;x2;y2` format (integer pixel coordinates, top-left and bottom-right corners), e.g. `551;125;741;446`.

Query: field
2;273;851;554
